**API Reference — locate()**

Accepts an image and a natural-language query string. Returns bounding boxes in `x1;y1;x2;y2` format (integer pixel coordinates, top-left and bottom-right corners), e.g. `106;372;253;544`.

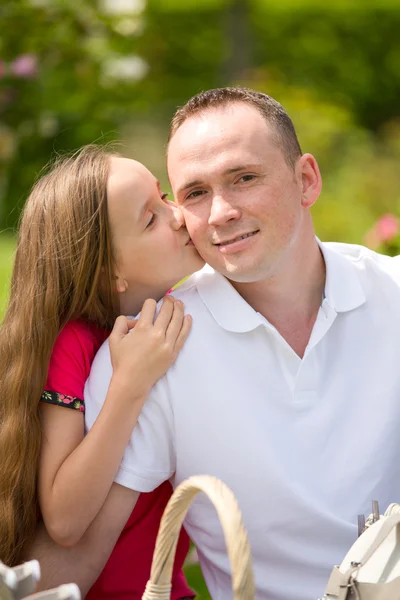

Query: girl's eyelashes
146;214;156;228
146;192;169;227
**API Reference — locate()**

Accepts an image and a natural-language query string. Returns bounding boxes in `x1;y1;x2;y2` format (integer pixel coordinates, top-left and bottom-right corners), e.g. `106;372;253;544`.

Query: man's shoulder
324;241;400;281
86;332;111;380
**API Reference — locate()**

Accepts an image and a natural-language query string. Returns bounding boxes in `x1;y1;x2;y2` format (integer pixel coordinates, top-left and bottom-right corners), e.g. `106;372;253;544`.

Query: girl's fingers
173;314;192;352
153;296;175;333
165;300;185;344
137;298;158;325
111;315;130;339
126;318;138;330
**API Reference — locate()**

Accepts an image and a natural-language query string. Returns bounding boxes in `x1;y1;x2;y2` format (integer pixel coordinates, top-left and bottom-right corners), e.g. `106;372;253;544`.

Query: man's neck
231;236;326;358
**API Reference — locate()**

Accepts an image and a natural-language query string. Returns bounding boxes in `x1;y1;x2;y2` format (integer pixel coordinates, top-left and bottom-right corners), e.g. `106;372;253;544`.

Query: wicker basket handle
142;475;255;600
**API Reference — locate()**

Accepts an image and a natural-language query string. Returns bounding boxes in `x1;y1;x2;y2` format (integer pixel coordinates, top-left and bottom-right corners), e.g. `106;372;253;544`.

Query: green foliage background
2;0;400;240
1;0;400;596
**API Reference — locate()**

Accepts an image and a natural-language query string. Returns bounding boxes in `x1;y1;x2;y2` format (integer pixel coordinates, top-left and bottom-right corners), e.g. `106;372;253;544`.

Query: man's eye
187;190;204;200
161;192;169;202
146;214;156;228
239;174;255;183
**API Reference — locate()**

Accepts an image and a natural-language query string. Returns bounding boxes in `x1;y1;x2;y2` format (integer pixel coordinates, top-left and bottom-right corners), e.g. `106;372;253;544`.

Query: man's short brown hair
168;86;302;169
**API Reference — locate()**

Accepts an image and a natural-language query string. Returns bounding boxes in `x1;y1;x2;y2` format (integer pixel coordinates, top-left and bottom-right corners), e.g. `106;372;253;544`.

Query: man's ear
298;153;322;209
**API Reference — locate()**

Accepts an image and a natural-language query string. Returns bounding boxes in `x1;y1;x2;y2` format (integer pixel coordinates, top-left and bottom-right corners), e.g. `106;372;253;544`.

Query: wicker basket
141;475;255;600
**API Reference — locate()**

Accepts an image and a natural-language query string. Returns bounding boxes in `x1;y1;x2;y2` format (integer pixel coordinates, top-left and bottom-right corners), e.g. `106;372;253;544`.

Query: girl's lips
217;230;259;254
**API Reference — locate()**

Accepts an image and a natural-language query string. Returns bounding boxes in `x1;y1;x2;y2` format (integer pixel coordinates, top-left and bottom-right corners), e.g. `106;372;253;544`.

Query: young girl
0;145;204;598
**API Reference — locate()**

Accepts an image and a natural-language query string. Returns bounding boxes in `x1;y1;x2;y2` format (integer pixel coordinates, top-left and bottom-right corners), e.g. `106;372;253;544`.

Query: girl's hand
108;296;192;396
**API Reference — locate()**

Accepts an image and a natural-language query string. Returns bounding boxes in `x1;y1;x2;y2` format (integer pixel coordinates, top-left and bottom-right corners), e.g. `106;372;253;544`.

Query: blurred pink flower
375;213;399;242
10;54;38;79
364;228;379;250
364;213;399;249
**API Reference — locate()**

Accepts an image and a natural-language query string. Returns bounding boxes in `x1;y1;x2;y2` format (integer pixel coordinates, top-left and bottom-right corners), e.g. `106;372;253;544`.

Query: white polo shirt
85;242;400;600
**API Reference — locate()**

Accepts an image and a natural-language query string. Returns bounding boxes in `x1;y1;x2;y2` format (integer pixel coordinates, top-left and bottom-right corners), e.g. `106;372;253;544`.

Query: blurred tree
0;0;148;228
220;0;253;83
1;0;400;242
252;3;400;132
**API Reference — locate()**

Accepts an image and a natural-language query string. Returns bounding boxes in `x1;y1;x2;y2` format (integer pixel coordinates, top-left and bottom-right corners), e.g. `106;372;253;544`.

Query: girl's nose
170;202;185;230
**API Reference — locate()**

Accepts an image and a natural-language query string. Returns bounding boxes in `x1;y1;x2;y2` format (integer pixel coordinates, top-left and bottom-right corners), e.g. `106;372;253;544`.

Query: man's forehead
168;119;276;192
171;104;266;144
169;106;275;166
174;152;262;181
171;133;251;171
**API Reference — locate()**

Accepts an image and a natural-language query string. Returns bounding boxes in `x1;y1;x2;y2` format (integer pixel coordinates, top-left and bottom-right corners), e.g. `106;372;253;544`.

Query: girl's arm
38;296;191;547
28;483;139;596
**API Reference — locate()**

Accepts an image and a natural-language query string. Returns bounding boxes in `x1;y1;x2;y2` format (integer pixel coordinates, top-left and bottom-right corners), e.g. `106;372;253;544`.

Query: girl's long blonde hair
0;145;120;566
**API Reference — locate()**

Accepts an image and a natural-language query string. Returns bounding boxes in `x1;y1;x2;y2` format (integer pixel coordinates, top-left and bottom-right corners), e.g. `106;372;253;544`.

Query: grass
0;234;211;597
184;563;211;599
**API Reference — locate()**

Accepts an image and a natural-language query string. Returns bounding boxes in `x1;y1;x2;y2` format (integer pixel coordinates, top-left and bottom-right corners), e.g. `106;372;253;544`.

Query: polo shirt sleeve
84;340;175;494
114;384;176;492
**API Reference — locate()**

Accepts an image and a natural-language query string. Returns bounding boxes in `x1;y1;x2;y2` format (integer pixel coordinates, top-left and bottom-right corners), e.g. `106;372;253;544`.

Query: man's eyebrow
176;180;203;196
224;164;261;174
176;164;262;197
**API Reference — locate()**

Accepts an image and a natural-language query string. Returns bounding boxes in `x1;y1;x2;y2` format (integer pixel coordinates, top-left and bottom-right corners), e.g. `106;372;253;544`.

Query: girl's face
107;157;204;314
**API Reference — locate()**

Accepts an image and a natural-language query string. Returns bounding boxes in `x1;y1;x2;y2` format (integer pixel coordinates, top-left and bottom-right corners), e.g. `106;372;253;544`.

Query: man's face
167;103;315;283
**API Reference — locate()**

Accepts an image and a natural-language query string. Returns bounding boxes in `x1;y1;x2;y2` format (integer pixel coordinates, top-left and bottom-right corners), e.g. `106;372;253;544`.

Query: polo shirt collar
194;265;264;333
319;241;366;312
193;240;366;333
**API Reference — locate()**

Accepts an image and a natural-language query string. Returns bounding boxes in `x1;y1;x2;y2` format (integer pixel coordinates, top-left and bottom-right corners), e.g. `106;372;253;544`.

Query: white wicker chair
0;560;79;600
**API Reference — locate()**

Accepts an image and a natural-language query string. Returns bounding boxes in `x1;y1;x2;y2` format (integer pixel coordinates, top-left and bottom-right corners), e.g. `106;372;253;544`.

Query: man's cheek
182;211;202;237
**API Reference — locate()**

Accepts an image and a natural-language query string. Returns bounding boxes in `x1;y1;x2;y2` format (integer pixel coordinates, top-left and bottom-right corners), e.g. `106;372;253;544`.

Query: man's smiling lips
214;230;259;246
213;230;259;254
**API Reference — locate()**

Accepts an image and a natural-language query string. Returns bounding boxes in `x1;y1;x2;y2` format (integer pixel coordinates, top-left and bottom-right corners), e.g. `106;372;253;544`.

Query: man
44;87;400;598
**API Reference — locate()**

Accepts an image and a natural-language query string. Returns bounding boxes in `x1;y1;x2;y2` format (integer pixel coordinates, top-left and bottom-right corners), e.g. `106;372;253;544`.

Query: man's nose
170;202;185;230
208;194;241;226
